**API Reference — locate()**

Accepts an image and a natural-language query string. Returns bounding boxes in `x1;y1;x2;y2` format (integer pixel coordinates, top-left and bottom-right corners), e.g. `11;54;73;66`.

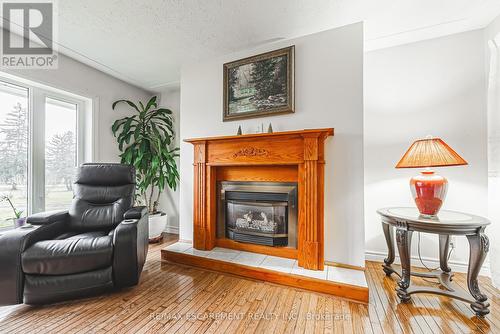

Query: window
44;97;78;211
0;82;29;228
0;75;93;229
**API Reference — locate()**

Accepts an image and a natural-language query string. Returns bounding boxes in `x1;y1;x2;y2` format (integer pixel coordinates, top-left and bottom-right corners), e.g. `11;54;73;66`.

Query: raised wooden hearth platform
162;242;369;304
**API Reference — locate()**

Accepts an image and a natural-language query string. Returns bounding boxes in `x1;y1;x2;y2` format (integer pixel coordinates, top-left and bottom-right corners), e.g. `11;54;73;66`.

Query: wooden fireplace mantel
185;128;334;270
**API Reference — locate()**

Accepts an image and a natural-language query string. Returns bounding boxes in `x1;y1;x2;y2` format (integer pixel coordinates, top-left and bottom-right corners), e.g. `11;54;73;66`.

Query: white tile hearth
164;242;367;289
231;251;267;267
260;256;296;274
183;247;211;257
291;262;328;280
206;247;241;261
327;266;368;288
164;241;192;253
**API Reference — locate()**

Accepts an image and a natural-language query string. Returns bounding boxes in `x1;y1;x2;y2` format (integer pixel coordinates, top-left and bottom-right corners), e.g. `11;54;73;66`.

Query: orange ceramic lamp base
410;170;448;217
396;137;466;216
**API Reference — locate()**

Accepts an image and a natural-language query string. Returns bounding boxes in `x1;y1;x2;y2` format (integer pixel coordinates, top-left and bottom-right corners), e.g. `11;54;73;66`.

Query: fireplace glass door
226;200;288;246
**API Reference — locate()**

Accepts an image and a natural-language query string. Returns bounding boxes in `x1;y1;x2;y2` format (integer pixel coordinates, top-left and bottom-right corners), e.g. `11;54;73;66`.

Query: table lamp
396;137;468;217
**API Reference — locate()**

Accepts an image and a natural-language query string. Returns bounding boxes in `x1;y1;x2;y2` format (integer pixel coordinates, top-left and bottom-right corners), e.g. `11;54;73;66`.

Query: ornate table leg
395;228;413;303
439;234;451;273
466;231;490;317
382;222;395;276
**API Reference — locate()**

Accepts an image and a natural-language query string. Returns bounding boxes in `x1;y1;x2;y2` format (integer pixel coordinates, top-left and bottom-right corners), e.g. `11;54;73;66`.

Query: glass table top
377;207;490;226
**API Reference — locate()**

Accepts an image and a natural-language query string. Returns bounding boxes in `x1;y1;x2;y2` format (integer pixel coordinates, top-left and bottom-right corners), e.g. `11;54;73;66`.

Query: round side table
377;207;491;317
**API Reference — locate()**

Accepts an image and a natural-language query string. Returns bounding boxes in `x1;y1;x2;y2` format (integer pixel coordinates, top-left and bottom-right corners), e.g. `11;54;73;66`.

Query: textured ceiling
30;1;500;90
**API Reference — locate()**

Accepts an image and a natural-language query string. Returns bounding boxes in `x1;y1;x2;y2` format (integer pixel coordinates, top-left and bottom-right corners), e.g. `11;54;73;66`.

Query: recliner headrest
75;163;135;186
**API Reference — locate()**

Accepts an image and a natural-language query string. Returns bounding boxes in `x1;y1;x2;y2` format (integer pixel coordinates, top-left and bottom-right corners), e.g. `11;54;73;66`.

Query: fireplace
218;182;298;248
184;128;333;270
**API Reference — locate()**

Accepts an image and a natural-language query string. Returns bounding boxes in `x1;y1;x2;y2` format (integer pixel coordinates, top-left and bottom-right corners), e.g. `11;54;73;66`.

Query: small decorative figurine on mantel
237;125;242;135
267;123;273;133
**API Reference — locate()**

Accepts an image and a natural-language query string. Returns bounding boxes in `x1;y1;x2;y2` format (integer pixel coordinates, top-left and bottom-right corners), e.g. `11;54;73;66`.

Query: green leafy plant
0;194;23;219
112;96;179;214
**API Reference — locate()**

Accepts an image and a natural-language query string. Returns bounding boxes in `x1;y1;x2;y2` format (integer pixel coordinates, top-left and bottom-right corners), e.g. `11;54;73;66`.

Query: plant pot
14;217;26;228
149;212;167;243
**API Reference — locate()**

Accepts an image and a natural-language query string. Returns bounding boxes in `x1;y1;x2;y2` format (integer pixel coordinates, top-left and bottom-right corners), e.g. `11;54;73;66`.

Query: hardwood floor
0;234;498;333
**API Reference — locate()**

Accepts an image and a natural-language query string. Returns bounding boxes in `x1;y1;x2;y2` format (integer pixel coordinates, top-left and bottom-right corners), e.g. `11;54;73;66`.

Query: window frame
0;73;94;224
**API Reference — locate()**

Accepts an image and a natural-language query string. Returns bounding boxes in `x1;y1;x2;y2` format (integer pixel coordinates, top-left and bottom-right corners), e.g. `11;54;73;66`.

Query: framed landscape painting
223;46;294;121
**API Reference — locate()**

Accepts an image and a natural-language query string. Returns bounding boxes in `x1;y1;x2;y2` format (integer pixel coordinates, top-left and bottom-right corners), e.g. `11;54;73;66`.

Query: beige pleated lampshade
396;138;468;168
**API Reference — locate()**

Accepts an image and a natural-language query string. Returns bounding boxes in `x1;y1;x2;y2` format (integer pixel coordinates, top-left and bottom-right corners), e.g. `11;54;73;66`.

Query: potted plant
112;96;179;242
0;194;25;228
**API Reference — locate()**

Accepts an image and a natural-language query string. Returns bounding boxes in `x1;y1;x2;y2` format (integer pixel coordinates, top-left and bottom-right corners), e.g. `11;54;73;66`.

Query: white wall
485;13;500;286
486;13;500;41
364;29;489;273
159;87;181;233
1;33;152;162
179;23;365;267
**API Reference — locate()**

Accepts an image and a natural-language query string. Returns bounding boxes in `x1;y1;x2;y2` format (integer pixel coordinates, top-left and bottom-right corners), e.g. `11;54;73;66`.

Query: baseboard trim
365;250;491;277
164;225;179;234
325;261;365;272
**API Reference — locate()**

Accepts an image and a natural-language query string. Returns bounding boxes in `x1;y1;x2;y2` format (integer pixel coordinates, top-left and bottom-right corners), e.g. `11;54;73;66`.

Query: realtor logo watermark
1;0;58;69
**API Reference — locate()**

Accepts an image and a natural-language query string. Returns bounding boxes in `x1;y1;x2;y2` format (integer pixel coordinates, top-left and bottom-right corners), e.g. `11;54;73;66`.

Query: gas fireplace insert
218;181;298;247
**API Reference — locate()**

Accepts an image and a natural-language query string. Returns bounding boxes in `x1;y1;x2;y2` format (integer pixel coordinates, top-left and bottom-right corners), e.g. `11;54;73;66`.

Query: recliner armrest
123;206;147;220
27;210;69;226
112;212;149;288
0;220;67;305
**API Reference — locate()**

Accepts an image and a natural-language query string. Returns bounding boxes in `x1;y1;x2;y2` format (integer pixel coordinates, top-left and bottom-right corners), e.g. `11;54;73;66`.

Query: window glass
0;81;29;228
44;97;77;211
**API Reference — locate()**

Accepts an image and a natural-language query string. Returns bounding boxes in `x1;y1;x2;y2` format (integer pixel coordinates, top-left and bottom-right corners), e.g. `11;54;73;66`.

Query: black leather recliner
0;163;149;305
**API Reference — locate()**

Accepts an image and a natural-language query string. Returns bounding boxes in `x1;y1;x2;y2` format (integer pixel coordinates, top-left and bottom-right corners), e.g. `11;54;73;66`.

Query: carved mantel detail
185;128;334;271
232;147;269;158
